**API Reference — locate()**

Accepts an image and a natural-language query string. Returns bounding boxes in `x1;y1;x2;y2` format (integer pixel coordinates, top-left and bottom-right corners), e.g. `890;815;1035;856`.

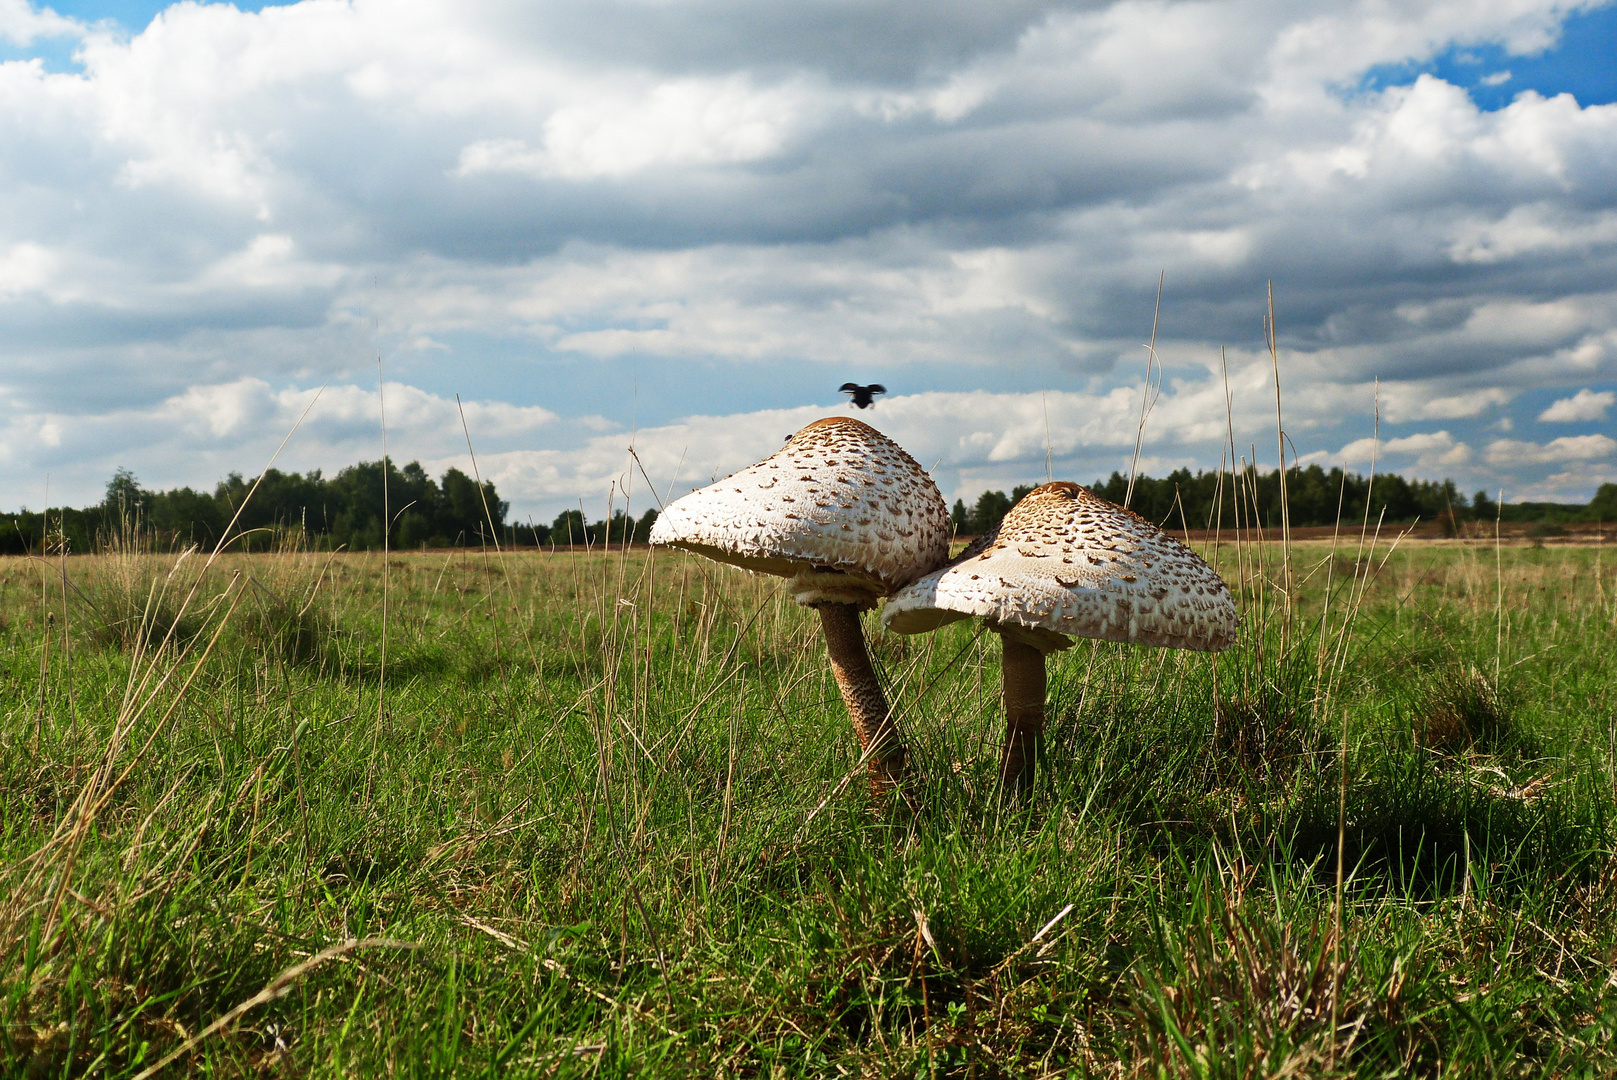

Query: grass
1;533;1615;1077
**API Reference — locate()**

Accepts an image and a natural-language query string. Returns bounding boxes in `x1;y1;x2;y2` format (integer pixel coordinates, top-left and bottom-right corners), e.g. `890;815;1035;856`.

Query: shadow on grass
1045;657;1609;901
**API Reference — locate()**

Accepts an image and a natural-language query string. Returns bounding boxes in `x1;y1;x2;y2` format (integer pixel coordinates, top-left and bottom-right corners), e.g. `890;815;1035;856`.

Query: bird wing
868;385;885;395
839;382;859;393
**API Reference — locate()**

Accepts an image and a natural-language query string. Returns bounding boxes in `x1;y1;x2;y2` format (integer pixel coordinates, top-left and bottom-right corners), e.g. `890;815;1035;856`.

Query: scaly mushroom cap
650;416;951;606
882;481;1238;651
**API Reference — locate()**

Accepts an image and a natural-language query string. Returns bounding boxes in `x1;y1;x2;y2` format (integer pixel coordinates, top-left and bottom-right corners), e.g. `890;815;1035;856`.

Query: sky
1;0;1615;524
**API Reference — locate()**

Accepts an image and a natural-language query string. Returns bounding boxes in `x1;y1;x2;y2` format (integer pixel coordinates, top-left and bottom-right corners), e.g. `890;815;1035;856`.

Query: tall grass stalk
1266;281;1294;652
1125;271;1165;510
457;393;542;675
1;387;321;963
376;358;390;746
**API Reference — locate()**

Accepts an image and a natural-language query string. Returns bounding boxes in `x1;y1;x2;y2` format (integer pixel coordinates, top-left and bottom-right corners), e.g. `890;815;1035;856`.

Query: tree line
5;460;1613;556
0;462;660;556
951;466;1617;537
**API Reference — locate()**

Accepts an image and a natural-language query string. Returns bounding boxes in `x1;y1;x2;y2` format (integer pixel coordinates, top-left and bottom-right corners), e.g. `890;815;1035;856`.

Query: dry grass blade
128;937;418;1080
1267;280;1294;651
2;389;324;960
1125;271;1166;510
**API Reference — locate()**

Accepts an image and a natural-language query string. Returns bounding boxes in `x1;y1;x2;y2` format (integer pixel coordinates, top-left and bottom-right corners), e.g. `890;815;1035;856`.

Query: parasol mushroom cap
882;481;1238;652
650;416;951;607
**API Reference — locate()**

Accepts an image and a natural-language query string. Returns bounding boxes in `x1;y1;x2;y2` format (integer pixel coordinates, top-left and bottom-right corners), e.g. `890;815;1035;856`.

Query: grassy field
2;530;1615;1076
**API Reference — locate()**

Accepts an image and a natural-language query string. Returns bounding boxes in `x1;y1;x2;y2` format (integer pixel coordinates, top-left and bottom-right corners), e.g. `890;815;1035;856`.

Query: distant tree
551;509;586;545
1587;483;1617;522
586;511;627;545
1093;472;1129;506
10;460;1612;557
969;489;1013;535
441;467;505;542
147;486;226;546
103;467;147;514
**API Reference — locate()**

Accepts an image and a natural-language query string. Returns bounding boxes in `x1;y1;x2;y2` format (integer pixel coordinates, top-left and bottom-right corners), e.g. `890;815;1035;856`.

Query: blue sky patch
0;40;79;74
1359;2;1617;110
41;1;288;33
3;1;291;72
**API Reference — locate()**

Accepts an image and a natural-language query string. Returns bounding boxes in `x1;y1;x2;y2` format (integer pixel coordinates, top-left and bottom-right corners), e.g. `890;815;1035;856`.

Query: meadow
2;528;1615;1076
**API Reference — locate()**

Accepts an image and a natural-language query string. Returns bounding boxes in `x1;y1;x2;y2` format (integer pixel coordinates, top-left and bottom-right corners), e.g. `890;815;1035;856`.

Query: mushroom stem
814;602;907;797
998;634;1047;796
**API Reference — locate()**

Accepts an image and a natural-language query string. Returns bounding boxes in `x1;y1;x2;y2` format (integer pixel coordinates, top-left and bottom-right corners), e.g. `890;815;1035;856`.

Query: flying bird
840;383;885;409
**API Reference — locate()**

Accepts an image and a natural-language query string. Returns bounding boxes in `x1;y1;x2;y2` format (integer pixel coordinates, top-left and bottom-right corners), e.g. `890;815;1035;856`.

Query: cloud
1379;385;1511;422
7;363;1616;518
1517;466;1617;501
0;0;79;46
3;0;1617;512
459;75;810;180
1336;430;1474;469
1485;433;1617;465
1538;387;1615;422
451;387;1188;517
0;241;57;297
0;377;580;509
1447;205;1617;265
0;368;1282;516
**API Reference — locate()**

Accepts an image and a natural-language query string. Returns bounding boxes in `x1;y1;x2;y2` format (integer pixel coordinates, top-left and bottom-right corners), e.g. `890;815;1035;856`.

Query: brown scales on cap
884;480;1237;651
882;481;1238;795
650;416;950;606
651;415;951;801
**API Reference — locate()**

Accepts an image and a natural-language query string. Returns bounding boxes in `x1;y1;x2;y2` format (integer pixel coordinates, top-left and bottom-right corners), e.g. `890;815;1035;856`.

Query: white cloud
0;0;79;46
456;74;810;180
1485;433;1617;465
2;0;1617;512
1510;466;1617;501
1538;387;1615;422
1448;204;1617;264
0;377;577;508
0;371;1285;516
1380;385;1511;422
443;385;1213;516
549;76;805;179
0;241;56;297
1337;430;1474;469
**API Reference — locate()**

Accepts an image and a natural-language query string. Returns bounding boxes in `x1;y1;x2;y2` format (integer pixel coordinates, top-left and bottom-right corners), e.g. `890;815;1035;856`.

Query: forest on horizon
3;460;1614;557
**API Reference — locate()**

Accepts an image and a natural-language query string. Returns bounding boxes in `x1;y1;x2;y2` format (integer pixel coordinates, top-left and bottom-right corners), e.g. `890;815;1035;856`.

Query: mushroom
882;481;1238;795
650;417;951;797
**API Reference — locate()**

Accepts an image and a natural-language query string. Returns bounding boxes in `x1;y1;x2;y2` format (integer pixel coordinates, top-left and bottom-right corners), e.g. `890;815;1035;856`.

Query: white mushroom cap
649;416;951;606
882;481;1238;651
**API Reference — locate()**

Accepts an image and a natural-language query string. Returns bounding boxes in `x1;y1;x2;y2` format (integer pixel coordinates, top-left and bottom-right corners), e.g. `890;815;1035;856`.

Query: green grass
2;534;1616;1076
